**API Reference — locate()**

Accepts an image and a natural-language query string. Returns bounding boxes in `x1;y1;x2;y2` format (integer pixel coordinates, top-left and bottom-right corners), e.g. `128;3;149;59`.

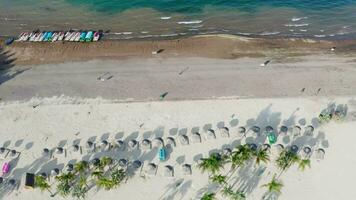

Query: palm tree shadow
0;47;25;85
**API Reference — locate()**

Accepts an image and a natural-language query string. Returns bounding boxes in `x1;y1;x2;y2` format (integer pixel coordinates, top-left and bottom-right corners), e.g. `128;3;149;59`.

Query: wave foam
285;23;309;27
177;20;202;25
291;17;308;22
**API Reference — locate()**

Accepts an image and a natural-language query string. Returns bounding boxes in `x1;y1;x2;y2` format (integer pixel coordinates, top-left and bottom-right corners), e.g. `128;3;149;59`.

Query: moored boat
58;32;65;41
85;31;93;42
74;32;81;42
69;32;78;41
93;31;100;41
79;31;87;42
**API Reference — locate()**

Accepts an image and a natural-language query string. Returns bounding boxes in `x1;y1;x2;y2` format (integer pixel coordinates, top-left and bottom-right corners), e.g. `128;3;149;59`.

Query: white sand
0;96;355;199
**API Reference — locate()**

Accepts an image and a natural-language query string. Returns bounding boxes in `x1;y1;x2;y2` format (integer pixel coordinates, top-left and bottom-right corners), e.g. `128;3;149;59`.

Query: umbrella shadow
0;47;23;85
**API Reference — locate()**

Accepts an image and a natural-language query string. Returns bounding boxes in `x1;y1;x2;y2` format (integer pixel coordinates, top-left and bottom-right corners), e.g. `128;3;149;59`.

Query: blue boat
158;148;166;161
5;37;14;45
41;32;48;41
85;31;93;42
79;32;87;42
45;32;53;42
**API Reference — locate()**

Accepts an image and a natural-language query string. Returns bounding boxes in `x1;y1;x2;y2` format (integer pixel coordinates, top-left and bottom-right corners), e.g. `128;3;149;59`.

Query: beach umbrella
56;147;63;154
118;159;128;168
219;127;229;138
115;140;125;151
91;158;100;168
182;164;192;175
141;139;152;150
251;126;260;137
166;137;176;147
274;144;284;154
8;179;16;187
206;129;216;140
0;147;6;153
132;160;142;169
262;143;271;151
192;133;201;143
279;126;288;135
100;140;109;151
179;135;189;145
249;143;258;151
304;125;314;136
316;148;325;160
222;148;232;156
66;164;74;172
51;168;60;176
292;126;301;137
40;172;47;178
9;150;17;157
163;165;174;177
265;126;274;133
290;145;299;153
238;126;246;137
147;163;157;175
128;140;138;150
42;148;50;156
154;137;164;148
72;145;79;152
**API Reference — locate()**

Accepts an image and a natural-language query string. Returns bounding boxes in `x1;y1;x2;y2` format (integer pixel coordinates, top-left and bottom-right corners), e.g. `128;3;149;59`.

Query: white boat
19;32;28;41
16;32;25;41
29;33;36;41
22;32;30;41
57;32;65;41
35;33;42;42
39;32;46;41
69;32;78;41
52;32;59;42
64;32;72;41
74;32;81;42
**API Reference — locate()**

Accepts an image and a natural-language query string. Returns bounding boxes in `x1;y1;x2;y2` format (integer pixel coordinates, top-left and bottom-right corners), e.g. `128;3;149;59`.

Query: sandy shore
0;97;355;200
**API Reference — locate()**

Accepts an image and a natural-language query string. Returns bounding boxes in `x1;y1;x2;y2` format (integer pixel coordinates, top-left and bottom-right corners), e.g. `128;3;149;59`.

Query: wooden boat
93;31;100;41
85;31;93;42
79;31;87;42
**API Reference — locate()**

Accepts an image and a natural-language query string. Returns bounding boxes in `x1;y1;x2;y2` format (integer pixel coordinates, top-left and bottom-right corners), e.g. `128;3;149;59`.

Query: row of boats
17;31;101;42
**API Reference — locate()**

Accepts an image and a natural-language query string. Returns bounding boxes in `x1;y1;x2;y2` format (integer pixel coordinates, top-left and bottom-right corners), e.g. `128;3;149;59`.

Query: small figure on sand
316;88;321;95
260;60;270;67
160;92;168;100
301;88;305;93
331;47;336;51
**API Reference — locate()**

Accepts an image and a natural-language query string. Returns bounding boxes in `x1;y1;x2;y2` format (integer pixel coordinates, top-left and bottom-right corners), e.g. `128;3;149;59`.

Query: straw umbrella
51;168;60;177
115;140;125;151
220;127;229;138
302;146;312;158
154;138;164;148
166;137;176;147
265;126;274;133
206;129;216;140
262;143;271;152
179;135;189;145
274;144;284;154
304;125;314;136
182;164;192;175
118;159;128;168
222;148;232;157
42;148;50;157
290;145;299;154
141;139;152;150
0;147;5;154
164;165;174;177
279;126;288;135
66;164;74;172
238;126;246;137
56;147;63;155
86;141;95;152
147;163;157;175
71;145;79;152
128;140;138;150
100;140;109;151
249;143;258;151
292;126;301;137
9;150;17;157
251;126;260;137
132;160;142;169
192;133;201;143
316;148;325;160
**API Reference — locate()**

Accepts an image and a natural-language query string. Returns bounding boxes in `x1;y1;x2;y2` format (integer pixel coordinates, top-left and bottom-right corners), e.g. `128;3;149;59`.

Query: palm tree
91;170;104;179
253;148;270;166
55;172;75;183
111;168;126;185
78;175;88;188
298;159;311;171
201;192;215;200
230;145;253;169
100;156;113;169
96;177;116;190
71;184;87;199
276;150;300;172
74;161;89;175
35;175;52;194
57;181;71;197
262;176;283;194
198;154;224;174
222;185;246;200
209;174;227;185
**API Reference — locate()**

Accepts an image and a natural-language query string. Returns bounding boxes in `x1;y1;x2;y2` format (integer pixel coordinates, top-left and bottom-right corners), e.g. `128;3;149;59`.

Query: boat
5;37;14;45
36;32;45;42
23;32;30;41
46;32;53;42
64;31;72;41
74;32;81;42
79;32;87;42
93;31;100;41
29;32;36;42
85;31;93;42
69;32;78;41
17;32;25;41
41;32;48;42
52;32;59;42
57;32;65;41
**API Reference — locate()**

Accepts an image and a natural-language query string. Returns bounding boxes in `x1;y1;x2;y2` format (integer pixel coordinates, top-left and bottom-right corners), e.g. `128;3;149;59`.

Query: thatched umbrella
290;145;299;153
154;137;164;148
292;126;301;137
86;141;95;151
304;125;314;136
206;129;216;140
9;149;17;158
118;158;128;168
316;148;325;160
132;160;142;169
249;143;258;151
40;172;47;178
42;148;50;156
274;144;284;154
302;146;312;158
141;139;152;150
192;132;201;143
7;179;16;187
0;147;6;154
265;126;274;133
128;140;138;150
220;127;229;138
166;137;176;147
179;135;189;145
279;126;288;135
222;148;232;156
115;140;125;151
163;165;174;177
51;168;60;177
56;147;63;155
100;140;109;151
147;163;157;175
182;164;192;175
66;164;74;172
72;145;79;152
251;126;260;137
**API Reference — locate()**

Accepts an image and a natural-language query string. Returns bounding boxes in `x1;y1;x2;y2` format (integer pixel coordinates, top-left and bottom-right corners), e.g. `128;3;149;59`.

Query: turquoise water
1;0;356;39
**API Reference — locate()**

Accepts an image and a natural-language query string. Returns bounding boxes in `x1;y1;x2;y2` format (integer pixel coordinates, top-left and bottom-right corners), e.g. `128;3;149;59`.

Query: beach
1;34;356;200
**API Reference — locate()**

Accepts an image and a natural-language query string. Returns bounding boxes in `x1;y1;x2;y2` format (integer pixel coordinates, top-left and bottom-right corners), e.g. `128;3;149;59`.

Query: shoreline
2;34;356;66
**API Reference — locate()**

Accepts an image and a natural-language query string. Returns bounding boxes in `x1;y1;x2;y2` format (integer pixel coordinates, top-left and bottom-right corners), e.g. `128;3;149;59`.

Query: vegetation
96;177;116;190
35;175;51;193
262;176;283;194
209;174;227;185
229;145;253;169
201;192;215;200
253;148;270;166
222;186;246;200
198;153;225;174
298;159;311;171
276;150;300;172
71;185;88;199
57;181;71;197
74;161;89;175
111;169;126;185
